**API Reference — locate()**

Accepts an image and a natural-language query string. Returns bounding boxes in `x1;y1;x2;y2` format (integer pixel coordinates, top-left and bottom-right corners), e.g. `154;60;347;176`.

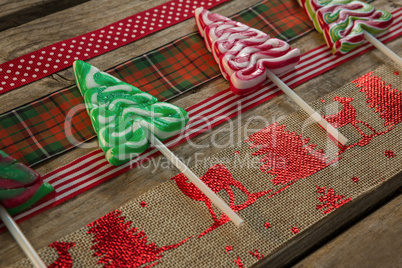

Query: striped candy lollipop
194;7;347;147
195;7;301;95
0;150;54;216
195;7;348;147
0;150;54;267
73;60;244;226
73;60;189;166
299;0;393;55
298;0;401;67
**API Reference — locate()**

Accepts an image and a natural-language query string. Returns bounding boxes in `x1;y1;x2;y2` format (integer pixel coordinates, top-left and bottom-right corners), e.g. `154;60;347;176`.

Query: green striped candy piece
73;60;189;166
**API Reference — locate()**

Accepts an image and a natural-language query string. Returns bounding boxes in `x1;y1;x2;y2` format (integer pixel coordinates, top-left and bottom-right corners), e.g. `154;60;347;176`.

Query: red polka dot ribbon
0;0;230;94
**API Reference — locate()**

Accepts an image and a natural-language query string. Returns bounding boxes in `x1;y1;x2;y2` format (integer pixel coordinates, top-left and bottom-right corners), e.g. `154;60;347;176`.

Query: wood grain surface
0;0;401;267
0;0;89;31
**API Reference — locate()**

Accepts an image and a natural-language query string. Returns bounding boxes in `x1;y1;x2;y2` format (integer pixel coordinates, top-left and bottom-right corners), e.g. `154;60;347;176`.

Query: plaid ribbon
0;0;313;166
0;0;233;94
2;8;401;231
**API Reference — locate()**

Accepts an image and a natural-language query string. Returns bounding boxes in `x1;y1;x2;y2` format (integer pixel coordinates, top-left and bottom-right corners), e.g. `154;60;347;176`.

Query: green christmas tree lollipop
73;60;189;166
73;60;243;226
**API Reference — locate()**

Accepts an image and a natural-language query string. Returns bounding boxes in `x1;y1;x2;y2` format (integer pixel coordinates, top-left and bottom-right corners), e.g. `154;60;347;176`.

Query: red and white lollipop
195;7;348;147
195;7;300;95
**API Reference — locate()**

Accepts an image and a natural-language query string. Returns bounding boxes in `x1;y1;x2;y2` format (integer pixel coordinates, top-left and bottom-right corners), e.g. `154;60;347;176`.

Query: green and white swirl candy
298;0;393;55
73;60;189;166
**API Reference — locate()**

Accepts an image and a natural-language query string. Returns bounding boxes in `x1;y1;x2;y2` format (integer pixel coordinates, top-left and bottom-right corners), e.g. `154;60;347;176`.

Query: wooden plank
293;192;402;268
0;0;89;31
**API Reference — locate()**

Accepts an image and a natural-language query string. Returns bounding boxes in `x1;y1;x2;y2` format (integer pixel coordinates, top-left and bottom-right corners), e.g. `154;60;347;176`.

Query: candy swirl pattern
298;0;392;54
0;150;54;215
195;7;301;95
73;60;189;166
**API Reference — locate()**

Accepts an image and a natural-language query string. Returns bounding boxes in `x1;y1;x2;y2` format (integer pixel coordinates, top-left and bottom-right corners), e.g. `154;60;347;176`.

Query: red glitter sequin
172;164;272;237
245;123;338;185
320;99;325;103
235;150;240;155
316;186;352;214
394;71;399;76
324;96;378;148
140;201;147;207
87;210;190;267
384;150;396;158
291;227;299;234
264;222;271;229
249;249;264;260
225;245;233;253
324;95;393;153
351;176;359;183
234;256;244;268
48;242;75;268
324;97;359;129
353;72;402;127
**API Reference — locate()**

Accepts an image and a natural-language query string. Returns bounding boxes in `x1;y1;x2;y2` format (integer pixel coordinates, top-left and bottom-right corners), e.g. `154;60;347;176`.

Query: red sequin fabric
353;72;402;127
351;177;359;183
316;186;352;214
384;150;396;158
249;249;264;260
87;210;190;267
225;245;233;253
245;123;338;185
235;256;244;268
47;242;75;268
171;164;272;237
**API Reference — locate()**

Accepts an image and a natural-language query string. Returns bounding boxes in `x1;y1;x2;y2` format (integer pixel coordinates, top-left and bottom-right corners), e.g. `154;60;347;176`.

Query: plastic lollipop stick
148;132;244;226
0;205;46;268
266;70;348;146
363;32;402;67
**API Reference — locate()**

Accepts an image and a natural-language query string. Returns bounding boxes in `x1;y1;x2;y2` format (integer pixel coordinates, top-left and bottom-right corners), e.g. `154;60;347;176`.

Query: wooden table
0;0;401;267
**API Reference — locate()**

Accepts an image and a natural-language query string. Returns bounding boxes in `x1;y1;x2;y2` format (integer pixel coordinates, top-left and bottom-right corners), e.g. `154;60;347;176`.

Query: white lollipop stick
147;132;244;227
0;205;46;268
266;69;348;146
364;32;402;67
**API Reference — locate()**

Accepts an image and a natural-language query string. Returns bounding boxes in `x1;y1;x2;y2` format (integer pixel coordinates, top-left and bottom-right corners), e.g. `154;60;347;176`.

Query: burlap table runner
14;62;401;267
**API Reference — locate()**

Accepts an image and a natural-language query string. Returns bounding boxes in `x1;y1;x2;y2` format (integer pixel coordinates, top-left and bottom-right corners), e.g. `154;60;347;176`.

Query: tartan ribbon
2;8;401;231
0;0;233;94
0;0;313;166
